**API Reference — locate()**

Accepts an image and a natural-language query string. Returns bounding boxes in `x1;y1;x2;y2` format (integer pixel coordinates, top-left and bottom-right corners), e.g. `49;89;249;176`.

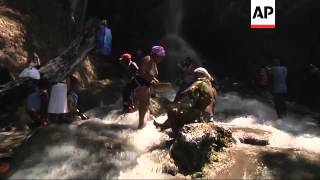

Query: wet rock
239;135;269;146
170;123;233;172
238;134;269;146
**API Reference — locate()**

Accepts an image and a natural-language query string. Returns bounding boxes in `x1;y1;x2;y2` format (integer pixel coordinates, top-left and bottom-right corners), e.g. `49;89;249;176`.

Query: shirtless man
134;46;165;129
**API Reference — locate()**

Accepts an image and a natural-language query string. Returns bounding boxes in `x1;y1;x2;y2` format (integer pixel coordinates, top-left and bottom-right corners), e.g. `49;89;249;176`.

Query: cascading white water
9;99;173;179
9;90;320;179
7;1;320;178
216;93;320;153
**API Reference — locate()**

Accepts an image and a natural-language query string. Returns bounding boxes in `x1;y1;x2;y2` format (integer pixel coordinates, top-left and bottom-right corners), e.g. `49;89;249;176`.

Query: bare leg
136;86;150;129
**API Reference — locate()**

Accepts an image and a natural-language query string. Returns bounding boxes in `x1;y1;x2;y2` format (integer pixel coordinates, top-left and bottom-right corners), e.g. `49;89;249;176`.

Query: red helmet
119;53;132;61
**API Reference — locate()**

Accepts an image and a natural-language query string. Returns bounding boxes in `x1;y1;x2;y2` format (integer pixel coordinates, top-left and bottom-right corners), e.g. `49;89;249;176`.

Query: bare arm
174;82;195;102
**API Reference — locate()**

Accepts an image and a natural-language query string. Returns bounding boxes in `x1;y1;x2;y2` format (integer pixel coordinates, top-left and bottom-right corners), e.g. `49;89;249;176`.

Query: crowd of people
19;61;88;130
117;45;218;132
1;18;320;134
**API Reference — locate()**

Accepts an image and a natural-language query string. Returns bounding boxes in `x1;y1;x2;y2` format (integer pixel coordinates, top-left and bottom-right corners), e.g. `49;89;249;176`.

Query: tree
0;20;97;99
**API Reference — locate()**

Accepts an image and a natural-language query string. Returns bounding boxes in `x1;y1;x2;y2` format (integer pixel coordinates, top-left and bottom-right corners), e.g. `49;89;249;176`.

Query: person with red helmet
119;53;139;79
119;53;139;113
134;45;166;129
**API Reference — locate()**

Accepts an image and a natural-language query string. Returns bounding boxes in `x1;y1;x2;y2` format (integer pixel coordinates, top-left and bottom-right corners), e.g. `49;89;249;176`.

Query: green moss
209;149;219;163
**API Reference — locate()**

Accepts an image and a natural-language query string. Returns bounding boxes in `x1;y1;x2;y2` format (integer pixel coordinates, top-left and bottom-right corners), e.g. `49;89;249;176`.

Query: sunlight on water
129;115;168;152
217;92;320;153
118;151;171;179
9;91;320;179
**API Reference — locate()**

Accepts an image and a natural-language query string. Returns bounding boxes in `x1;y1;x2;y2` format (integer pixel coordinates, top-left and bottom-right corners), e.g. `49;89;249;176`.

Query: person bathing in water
155;67;217;136
134;46;166;129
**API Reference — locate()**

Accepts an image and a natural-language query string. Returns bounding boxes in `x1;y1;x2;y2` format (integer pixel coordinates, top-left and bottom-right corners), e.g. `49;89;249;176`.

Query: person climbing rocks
134;45;166;129
267;59;288;118
119;53;140;113
155;67;217;136
96;19;112;56
67;75;88;120
175;57;196;101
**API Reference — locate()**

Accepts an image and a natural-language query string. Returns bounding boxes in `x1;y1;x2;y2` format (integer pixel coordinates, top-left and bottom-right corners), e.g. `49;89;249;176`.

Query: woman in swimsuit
134;46;165;129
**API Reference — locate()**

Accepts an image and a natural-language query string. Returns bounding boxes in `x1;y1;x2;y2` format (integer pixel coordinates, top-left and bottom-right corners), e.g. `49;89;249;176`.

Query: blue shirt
97;25;112;56
270;66;288;94
27;89;41;111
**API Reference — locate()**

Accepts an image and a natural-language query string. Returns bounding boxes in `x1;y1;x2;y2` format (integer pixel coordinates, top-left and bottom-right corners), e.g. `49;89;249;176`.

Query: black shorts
135;75;151;87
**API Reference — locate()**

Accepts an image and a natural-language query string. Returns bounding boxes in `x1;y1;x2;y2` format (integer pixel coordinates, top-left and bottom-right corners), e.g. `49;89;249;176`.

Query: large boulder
170;123;234;172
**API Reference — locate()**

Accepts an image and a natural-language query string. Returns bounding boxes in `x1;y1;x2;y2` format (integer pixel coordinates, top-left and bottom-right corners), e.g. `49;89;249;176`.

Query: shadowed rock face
170;123;234;172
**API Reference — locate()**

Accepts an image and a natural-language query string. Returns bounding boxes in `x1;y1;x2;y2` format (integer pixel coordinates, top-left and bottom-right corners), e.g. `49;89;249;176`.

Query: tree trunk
0;19;97;98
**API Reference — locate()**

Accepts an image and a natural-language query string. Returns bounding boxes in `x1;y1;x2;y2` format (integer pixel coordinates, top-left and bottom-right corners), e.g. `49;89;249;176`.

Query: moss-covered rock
170;123;234;173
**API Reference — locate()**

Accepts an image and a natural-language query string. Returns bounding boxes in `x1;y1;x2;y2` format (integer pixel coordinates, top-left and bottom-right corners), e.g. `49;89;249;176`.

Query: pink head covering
151;46;166;57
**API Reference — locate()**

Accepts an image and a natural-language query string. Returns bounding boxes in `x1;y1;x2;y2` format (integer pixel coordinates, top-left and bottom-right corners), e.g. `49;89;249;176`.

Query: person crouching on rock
119;53;140;113
155;67;217;137
134;46;166;129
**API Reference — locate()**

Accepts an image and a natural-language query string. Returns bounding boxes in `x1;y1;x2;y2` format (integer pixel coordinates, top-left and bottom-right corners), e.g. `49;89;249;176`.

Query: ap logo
251;0;275;28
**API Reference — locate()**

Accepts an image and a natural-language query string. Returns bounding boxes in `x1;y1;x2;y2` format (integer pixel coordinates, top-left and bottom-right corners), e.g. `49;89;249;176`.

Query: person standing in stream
134;46;166;129
268;59;288;118
119;53;139;113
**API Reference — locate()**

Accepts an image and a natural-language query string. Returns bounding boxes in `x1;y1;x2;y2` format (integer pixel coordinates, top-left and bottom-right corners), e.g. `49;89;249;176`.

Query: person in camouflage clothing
155;67;217;136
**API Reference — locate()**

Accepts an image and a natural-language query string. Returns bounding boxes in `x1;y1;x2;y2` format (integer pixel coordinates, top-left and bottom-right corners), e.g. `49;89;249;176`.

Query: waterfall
165;0;183;35
160;0;201;81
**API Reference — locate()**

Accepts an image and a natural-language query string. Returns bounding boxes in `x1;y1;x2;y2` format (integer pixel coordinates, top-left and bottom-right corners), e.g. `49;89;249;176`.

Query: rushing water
4;0;320;178
8;89;320;179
